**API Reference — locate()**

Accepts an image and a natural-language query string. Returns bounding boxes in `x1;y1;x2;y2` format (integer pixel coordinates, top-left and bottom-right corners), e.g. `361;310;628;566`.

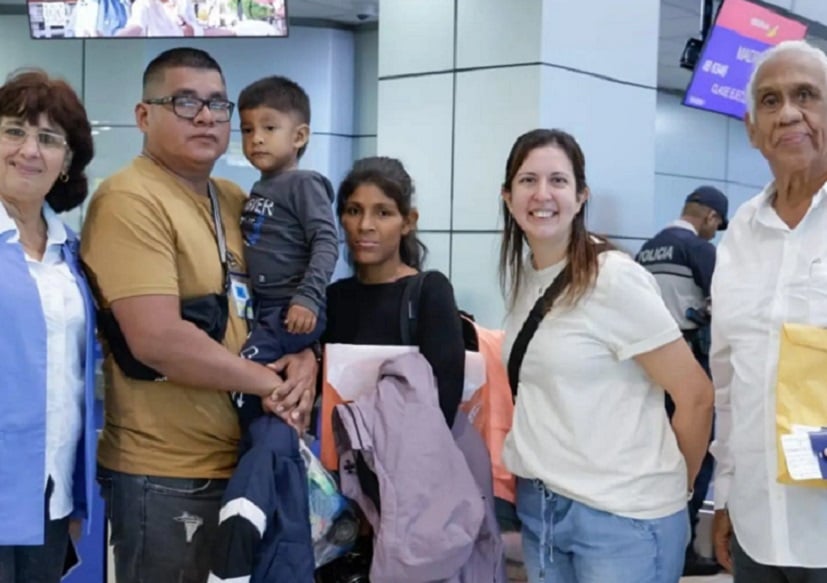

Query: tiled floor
107;552;734;583
108;534;735;583
502;529;734;583
504;567;731;582
504;569;731;582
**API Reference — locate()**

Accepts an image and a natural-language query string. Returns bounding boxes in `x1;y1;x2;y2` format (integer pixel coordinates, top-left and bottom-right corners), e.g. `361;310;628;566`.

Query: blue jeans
516;478;689;583
235;300;325;433
97;467;228;583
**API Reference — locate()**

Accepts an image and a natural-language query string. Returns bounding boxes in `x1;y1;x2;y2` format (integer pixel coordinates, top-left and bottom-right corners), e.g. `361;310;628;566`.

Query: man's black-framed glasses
143;95;235;123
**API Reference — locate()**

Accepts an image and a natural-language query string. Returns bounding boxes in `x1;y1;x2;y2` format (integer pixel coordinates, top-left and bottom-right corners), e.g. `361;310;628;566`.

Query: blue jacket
0;225;98;545
209;415;315;583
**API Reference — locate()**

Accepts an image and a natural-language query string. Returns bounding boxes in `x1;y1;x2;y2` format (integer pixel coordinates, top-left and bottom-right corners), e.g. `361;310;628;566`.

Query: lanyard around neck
206;181;230;293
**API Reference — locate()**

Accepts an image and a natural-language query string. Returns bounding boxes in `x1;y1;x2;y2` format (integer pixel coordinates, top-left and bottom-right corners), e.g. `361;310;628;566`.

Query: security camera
680;37;704;71
354;1;377;22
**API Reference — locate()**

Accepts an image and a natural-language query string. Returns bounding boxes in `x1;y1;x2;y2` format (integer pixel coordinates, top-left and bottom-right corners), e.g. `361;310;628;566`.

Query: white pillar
377;0;661;326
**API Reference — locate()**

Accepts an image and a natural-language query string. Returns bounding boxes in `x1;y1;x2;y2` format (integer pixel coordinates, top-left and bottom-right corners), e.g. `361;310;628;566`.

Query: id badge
229;273;253;321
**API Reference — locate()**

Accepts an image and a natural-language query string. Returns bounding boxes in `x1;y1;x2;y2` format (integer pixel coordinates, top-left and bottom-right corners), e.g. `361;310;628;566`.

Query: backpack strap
458;312;479;352
399;271;431;345
400;272;481;352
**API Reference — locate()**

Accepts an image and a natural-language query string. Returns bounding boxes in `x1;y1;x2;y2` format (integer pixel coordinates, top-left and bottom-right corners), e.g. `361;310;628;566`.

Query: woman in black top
323;156;465;426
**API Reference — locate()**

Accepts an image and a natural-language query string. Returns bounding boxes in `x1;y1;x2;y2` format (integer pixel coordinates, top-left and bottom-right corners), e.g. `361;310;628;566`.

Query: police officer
637;185;729;577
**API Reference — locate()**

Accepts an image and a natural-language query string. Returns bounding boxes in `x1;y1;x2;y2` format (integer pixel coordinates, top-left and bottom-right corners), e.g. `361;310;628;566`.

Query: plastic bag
299;439;359;567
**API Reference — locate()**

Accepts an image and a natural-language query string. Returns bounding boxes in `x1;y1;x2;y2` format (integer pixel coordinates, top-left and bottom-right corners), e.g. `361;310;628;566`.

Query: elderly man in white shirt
710;39;827;583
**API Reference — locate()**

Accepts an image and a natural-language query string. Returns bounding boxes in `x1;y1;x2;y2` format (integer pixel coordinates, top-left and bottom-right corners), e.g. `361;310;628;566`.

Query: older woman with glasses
0;69;96;583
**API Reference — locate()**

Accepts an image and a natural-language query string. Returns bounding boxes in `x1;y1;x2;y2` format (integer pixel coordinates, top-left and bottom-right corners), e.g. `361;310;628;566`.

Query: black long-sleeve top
323;271;465;426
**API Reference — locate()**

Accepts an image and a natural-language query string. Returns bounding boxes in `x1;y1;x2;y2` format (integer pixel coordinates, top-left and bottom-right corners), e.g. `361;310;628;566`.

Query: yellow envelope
776;323;827;488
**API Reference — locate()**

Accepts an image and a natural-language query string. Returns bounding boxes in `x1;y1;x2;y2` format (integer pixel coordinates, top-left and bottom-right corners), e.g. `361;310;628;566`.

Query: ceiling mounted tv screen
683;0;807;119
28;0;288;38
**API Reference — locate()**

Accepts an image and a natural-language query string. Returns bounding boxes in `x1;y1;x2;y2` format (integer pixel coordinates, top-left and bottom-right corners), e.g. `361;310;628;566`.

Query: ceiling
299;0;827;92
290;0;713;92
659;0;702;92
659;0;827;92
290;0;706;91
3;0;825;92
291;0;720;92
282;0;379;25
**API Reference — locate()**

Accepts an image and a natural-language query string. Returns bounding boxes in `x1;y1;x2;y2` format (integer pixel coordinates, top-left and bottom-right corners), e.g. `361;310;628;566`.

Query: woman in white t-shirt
498;129;714;583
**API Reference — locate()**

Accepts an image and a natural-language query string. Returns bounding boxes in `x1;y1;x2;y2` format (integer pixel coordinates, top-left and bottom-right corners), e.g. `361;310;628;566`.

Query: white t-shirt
502;250;687;520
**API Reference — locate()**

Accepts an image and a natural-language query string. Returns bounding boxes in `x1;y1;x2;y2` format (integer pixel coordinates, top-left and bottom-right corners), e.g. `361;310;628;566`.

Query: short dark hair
0;69;94;213
142;48;225;97
238;76;311;158
682;201;711;218
337;156;427;270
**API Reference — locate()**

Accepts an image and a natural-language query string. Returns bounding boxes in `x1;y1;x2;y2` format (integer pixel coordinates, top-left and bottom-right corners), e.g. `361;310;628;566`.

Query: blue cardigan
0;226;98;545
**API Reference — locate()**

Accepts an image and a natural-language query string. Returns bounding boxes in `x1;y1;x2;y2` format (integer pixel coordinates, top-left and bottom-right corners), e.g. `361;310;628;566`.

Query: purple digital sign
683;0;808;119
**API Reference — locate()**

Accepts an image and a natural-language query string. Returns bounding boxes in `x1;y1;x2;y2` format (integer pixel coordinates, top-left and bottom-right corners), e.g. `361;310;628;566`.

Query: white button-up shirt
710;184;827;567
0;203;85;521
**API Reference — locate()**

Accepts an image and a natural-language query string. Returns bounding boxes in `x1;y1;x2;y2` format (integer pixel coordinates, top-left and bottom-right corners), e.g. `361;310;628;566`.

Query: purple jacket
332;352;506;582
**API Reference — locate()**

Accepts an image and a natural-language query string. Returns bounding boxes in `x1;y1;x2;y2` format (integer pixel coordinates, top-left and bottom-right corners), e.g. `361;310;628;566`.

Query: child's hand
285;304;316;335
286;410;309;435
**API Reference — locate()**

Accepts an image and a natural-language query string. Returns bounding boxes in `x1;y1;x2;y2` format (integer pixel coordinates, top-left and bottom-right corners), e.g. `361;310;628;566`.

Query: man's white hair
745;39;827;121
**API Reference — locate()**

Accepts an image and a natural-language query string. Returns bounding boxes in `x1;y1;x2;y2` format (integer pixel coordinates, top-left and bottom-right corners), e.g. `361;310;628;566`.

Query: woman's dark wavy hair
336;156;427;270
0;69;94;213
499;128;611;311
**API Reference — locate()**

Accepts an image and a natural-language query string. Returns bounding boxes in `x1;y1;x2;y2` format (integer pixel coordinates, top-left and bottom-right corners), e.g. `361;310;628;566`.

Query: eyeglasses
143;95;234;123
0;124;68;150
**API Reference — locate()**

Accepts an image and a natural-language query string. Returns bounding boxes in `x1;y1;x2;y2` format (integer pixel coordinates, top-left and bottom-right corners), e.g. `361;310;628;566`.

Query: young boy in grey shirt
234;75;339;431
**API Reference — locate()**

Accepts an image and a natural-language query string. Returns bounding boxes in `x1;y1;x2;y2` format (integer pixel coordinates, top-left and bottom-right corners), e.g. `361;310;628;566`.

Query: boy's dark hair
142;48;225;97
238;76;311;159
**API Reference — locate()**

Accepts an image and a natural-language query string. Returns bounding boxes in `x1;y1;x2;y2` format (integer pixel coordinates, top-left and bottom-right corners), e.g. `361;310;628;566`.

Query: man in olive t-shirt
80;48;317;583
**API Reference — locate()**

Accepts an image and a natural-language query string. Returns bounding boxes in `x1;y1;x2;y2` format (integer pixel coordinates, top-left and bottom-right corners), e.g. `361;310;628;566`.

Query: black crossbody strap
399;271;432;345
507;246;609;400
506;268;569;399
